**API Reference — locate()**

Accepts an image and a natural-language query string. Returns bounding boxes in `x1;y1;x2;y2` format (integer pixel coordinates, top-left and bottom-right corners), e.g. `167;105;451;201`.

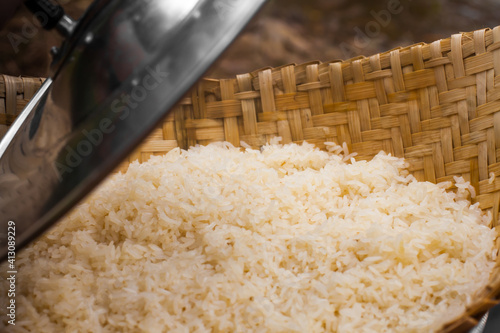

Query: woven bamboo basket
3;27;500;332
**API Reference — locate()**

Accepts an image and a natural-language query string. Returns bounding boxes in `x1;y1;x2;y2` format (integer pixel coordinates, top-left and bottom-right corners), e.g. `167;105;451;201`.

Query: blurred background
0;0;499;79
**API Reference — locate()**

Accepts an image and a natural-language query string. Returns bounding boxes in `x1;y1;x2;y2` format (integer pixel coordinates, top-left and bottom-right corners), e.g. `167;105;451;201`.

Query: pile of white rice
1;141;497;332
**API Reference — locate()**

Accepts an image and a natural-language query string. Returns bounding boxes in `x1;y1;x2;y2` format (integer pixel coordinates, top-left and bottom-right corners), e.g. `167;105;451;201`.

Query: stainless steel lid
0;0;267;260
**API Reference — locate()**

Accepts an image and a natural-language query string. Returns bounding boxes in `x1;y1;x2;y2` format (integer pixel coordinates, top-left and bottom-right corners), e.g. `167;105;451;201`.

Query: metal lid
0;0;267;259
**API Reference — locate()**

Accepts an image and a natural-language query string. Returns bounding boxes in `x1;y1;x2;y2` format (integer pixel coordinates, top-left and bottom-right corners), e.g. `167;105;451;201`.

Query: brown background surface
0;0;499;78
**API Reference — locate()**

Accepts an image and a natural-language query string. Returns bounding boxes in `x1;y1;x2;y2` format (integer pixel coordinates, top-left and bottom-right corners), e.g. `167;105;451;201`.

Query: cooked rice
1;142;497;332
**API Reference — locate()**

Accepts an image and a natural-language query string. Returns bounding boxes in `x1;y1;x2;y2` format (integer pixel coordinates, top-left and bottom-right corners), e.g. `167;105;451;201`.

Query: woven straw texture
3;27;500;332
0;74;44;137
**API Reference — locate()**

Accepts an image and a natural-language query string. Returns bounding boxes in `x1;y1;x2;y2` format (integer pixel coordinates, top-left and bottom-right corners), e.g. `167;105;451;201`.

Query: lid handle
24;0;64;29
24;0;76;36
